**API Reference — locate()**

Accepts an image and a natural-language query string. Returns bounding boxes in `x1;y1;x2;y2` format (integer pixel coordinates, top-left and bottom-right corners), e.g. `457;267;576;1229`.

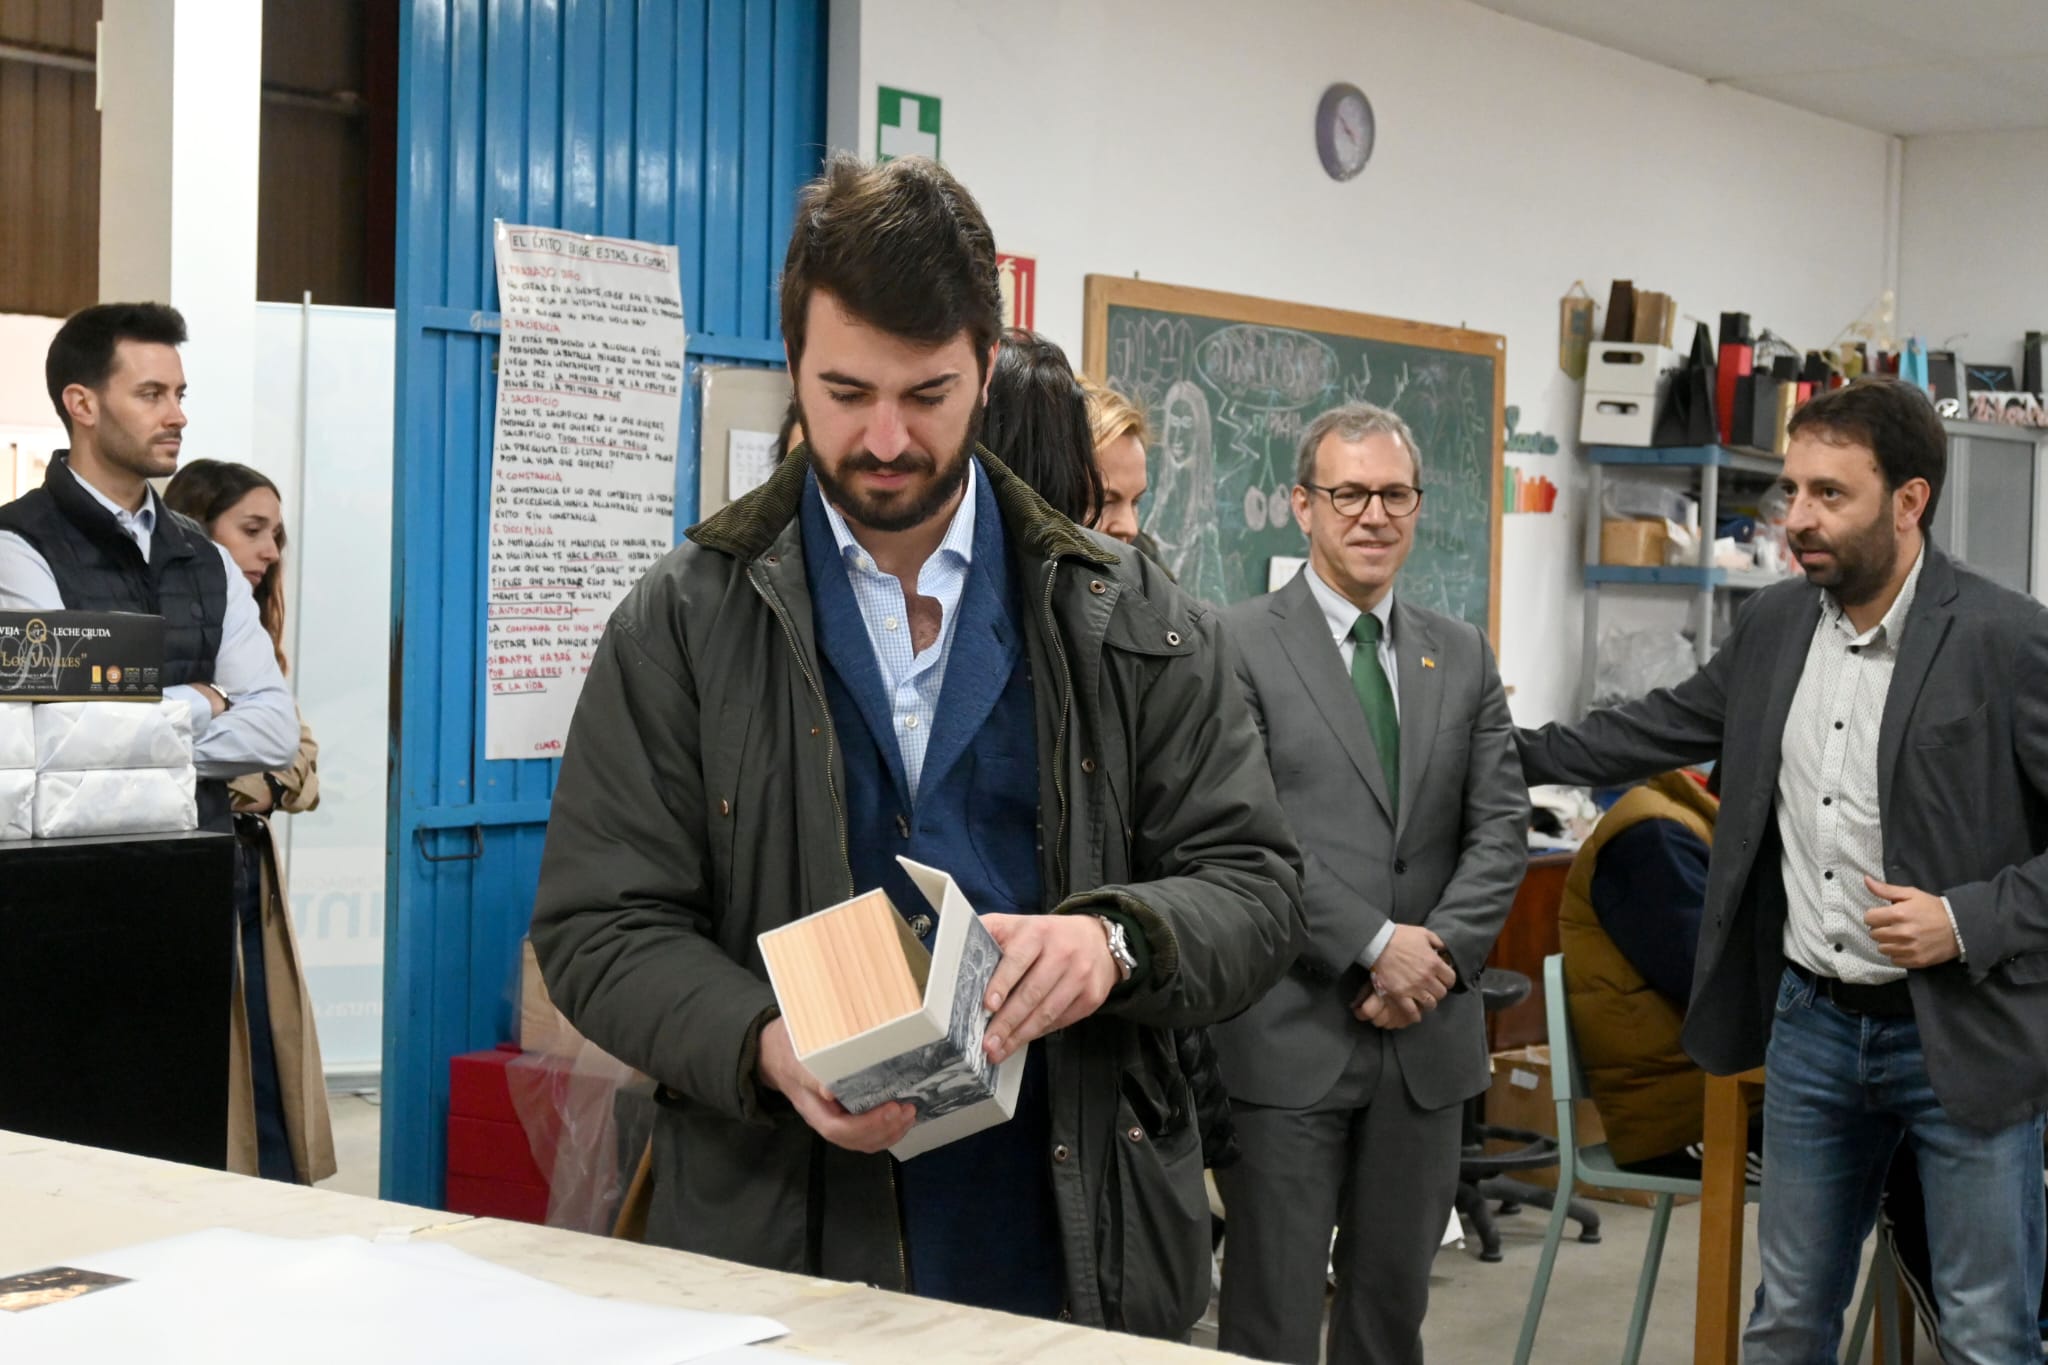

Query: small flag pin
1421;656;1436;669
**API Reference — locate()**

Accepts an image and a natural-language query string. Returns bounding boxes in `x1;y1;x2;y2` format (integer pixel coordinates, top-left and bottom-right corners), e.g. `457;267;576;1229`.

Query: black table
0;830;236;1167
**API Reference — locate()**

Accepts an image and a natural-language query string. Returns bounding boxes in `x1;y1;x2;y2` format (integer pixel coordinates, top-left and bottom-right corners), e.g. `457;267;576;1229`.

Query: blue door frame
384;0;824;1206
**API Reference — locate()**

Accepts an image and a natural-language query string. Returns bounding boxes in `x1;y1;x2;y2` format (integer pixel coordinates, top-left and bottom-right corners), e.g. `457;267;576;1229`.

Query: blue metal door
386;0;825;1206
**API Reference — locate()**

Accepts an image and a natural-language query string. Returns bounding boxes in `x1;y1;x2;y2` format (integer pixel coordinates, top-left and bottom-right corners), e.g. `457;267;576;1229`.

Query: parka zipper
750;562;908;1292
1039;557;1074;891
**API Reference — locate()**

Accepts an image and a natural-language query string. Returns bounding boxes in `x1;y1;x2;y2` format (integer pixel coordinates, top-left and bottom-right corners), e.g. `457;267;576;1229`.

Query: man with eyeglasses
1212;402;1527;1365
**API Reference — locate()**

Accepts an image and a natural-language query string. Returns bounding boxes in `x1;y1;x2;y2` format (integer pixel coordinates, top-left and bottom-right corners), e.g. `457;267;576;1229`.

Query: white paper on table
726;428;780;501
32;699;192;772
0;1229;785;1365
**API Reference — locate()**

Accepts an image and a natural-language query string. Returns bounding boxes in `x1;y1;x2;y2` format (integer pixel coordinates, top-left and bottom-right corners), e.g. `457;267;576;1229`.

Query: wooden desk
0;1130;1253;1364
1484;852;1575;1050
1694;1067;1764;1365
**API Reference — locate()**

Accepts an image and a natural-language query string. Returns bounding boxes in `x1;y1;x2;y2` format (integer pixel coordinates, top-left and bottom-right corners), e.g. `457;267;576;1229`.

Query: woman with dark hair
979;331;1239;1262
978;329;1104;526
163;459;334;1185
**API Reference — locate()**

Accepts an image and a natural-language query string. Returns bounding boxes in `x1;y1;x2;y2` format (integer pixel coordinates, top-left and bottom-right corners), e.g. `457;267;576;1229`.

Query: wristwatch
1094;915;1137;983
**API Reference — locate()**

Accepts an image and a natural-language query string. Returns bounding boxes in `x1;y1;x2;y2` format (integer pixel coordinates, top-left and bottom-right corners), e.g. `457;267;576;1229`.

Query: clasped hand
1352;924;1455;1030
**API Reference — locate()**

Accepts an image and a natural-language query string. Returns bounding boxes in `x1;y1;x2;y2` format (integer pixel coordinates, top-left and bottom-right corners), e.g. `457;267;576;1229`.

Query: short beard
807;400;981;535
1793;506;1898;607
95;410;178;481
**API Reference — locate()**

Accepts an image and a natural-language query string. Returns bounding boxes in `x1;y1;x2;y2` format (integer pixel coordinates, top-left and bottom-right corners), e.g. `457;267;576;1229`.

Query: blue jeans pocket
1773;965;1811;1016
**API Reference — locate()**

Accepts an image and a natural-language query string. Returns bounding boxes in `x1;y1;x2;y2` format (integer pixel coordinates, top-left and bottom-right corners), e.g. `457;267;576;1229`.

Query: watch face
1316;83;1375;181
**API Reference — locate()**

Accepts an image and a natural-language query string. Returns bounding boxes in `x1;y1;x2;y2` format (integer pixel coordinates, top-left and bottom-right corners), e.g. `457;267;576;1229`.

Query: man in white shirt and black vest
0;302;299;1176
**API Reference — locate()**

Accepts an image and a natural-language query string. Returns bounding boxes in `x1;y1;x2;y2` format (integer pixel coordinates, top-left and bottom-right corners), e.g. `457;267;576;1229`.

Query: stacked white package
34;699;194;770
31;699;199;839
0;703;31;839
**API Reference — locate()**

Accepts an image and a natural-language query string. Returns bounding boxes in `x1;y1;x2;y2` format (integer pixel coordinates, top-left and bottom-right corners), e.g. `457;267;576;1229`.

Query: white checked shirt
1777;547;1957;983
1302;563;1402;969
818;460;977;803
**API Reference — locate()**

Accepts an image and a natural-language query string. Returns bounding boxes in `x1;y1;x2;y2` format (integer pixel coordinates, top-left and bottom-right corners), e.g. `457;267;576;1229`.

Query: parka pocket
1107;1070;1211;1338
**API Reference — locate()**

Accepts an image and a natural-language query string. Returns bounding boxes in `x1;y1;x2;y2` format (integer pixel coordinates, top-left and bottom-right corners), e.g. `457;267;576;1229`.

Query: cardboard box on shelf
1599;518;1669;567
1483;1045;1686;1209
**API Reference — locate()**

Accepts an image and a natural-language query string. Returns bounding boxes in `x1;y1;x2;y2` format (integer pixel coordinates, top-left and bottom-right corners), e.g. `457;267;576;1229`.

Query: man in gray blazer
1214;403;1528;1365
1520;378;2048;1364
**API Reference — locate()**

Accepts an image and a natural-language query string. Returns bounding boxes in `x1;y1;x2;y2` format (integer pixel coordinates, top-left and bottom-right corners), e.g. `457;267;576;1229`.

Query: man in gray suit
1214;403;1528;1365
1520;378;2048;1364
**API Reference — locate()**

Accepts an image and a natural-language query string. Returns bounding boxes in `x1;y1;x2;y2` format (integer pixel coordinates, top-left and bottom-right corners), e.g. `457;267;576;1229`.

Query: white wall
100;0;264;468
839;0;1894;722
252;302;396;1075
0;314;66;504
1899;130;2048;379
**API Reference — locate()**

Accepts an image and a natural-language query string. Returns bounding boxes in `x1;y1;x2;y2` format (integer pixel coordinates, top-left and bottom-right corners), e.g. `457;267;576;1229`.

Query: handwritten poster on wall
485;224;686;760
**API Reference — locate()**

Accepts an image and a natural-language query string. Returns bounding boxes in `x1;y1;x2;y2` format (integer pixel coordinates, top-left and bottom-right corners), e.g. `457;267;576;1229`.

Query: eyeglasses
1301;482;1423;519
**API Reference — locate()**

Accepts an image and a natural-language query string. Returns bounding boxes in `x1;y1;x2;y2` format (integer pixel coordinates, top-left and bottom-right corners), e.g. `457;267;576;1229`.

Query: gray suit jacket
1212;573;1530;1112
1519;546;2048;1131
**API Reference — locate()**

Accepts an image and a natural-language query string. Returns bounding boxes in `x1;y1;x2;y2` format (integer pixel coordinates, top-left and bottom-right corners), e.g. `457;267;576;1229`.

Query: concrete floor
320;1092;1915;1362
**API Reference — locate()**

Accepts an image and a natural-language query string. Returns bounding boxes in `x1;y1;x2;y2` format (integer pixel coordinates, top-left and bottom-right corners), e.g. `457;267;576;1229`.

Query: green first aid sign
877;87;941;163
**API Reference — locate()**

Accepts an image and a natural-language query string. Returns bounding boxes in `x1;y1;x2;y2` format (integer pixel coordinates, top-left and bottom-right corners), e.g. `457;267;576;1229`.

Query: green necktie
1351;612;1399;814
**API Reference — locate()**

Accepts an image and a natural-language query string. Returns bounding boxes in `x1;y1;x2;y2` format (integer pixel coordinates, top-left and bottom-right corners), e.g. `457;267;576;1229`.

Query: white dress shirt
1302;562;1401;968
0;473;297;779
1777;546;1959;982
817;460;977;803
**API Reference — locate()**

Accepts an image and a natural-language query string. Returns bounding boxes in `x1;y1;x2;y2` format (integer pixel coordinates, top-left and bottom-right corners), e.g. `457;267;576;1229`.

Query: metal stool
1454;968;1601;1262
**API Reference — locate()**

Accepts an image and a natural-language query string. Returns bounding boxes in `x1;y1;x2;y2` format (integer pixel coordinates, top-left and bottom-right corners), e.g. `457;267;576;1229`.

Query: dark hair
46;302;188;434
779;154;1002;377
1787;377;1947;527
773;400;803;461
980;329;1103;526
162;459;290;675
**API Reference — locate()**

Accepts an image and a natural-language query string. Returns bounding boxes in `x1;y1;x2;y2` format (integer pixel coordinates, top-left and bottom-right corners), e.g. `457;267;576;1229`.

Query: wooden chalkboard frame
1082;274;1506;647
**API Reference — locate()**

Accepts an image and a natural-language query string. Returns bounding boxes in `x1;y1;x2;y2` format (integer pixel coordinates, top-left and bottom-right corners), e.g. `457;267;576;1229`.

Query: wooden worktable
0;1130;1251;1363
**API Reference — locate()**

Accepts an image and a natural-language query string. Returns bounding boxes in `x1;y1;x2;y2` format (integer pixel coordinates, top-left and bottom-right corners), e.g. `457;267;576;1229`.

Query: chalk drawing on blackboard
1243;484;1268;530
1089;276;1503;638
1144;379;1231;604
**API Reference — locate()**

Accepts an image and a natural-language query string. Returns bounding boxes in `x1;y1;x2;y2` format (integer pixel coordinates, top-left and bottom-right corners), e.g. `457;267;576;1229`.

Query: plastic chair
1513;954;1760;1365
1456;968;1601;1261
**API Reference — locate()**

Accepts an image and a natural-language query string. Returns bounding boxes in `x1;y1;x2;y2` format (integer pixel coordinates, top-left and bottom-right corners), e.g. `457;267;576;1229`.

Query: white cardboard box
759;856;1026;1162
1580;389;1662;446
1585;343;1677;396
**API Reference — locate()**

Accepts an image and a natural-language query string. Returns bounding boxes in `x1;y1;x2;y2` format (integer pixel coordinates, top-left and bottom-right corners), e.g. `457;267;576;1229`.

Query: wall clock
1315;83;1375;182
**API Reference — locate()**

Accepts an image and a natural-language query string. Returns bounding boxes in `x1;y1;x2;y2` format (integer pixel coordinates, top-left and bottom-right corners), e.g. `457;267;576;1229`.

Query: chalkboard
1084;276;1504;643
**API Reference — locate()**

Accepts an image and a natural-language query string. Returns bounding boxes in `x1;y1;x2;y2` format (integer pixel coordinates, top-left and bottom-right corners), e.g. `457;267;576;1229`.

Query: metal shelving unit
1578;444;1788;715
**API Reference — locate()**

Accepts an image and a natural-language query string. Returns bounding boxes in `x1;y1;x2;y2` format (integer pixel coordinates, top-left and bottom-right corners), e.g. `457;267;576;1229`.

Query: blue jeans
1745;967;2046;1365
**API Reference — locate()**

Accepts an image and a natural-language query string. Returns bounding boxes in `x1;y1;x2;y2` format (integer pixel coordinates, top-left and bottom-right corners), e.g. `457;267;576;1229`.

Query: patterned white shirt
1776;546;1935;984
818;460;978;803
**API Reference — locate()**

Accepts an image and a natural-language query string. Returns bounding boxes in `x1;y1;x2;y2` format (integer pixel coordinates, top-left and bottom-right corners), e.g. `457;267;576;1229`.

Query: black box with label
0;610;166;700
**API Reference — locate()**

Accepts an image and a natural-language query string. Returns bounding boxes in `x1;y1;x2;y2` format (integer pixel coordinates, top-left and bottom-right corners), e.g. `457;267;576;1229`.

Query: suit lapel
1878;549;1958;821
1392;600;1442;839
1755;590;1824;788
1271;572;1394;821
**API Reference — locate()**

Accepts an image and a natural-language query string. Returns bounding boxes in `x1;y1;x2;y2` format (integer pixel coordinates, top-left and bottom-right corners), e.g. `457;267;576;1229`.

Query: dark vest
800;466;1064;1319
0;452;231;827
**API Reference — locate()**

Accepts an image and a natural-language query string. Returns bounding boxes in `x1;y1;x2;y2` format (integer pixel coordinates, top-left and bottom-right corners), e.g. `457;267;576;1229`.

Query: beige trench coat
224;717;337;1183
